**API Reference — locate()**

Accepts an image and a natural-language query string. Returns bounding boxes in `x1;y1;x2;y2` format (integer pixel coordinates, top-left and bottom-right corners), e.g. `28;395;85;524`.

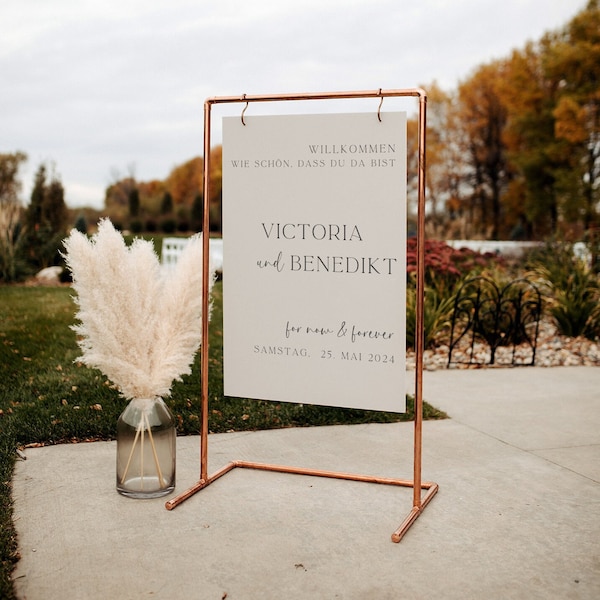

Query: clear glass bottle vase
116;397;176;498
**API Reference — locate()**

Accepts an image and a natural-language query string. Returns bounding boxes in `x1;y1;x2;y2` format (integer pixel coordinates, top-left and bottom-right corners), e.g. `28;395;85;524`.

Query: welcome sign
222;112;407;412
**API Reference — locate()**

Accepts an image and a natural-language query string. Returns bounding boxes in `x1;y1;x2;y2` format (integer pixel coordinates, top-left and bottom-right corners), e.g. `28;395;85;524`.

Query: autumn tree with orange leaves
445;0;600;241
104;148;222;232
102;4;599;242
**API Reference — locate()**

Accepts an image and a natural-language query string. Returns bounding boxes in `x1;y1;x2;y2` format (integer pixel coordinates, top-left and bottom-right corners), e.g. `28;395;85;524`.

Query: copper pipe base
166;460;438;542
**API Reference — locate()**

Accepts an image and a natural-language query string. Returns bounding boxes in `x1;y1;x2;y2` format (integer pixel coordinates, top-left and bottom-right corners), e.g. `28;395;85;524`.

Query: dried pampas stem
145;411;165;488
140;426;145;490
120;425;141;485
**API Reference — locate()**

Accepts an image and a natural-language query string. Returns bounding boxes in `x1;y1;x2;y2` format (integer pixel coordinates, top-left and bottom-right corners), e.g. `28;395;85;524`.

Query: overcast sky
1;0;585;210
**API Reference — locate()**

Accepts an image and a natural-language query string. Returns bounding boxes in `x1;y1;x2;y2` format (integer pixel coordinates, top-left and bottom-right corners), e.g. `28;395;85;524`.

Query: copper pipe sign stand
165;89;438;543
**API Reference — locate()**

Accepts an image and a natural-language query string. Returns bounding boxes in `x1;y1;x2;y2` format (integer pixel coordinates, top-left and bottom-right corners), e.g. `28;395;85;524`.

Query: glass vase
116;397;176;498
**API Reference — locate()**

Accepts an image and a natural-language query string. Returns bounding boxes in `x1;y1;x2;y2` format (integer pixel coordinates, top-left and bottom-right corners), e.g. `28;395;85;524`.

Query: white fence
444;240;542;258
161;237;223;272
446;240;591;262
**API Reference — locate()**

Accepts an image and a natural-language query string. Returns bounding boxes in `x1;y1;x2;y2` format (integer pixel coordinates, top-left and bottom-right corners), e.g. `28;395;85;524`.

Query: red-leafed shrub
407;238;505;290
405;239;508;349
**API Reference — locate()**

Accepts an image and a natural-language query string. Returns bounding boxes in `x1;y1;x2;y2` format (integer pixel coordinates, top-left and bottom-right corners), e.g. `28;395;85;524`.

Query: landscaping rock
407;319;600;370
34;266;63;285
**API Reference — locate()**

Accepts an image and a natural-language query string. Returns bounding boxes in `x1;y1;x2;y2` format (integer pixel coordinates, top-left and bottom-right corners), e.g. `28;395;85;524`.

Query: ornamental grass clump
62;218;214;495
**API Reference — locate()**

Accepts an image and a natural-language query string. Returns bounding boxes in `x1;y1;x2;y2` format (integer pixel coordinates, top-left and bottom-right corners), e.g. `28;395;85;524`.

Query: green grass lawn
0;283;446;598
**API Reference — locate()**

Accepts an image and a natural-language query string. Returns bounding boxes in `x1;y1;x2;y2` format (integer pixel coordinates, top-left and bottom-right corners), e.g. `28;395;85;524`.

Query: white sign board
222;112;407;412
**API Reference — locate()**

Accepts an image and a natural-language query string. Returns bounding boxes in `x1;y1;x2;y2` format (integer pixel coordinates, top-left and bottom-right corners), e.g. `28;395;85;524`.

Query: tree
417;83;471;238
25;163;46;232
44;178;68;233
422;84;452;220
104;164;137;224
409;3;599;241
161;191;173;215
458;61;511;239
128;187;140;218
74;214;88;234
500;39;567;238
547;0;600;231
0;151;27;204
191;193;203;231
0;151;27;281
23;163;69;270
103;151;223;233
165;157;203;206
208;146;223;232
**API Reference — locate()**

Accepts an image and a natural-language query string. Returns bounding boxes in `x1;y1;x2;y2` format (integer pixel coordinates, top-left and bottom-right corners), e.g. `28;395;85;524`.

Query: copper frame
165;88;438;543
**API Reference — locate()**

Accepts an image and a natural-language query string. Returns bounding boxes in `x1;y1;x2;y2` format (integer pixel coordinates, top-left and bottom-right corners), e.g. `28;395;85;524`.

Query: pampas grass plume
63;219;214;400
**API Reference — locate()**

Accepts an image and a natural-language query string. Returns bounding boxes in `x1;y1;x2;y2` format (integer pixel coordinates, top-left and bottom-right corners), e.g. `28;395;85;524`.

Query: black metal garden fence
447;276;543;367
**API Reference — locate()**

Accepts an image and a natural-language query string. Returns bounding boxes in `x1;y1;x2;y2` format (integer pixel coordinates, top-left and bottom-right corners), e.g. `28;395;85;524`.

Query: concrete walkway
11;367;600;599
